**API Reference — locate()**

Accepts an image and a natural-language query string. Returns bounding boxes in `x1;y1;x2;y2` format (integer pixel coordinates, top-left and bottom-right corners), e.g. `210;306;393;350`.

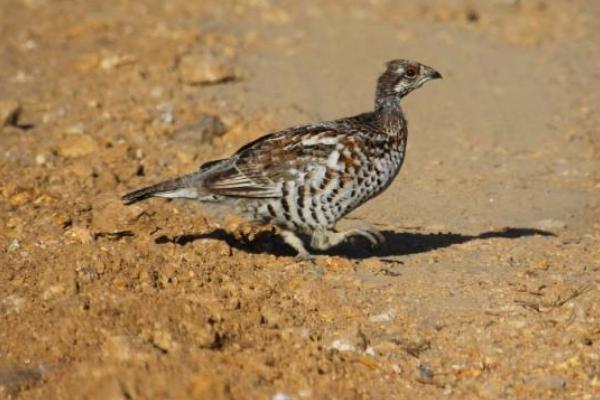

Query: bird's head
376;59;442;100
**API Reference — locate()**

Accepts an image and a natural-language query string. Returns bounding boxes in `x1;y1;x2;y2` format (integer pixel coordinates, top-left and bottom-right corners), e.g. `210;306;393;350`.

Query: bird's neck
374;95;406;136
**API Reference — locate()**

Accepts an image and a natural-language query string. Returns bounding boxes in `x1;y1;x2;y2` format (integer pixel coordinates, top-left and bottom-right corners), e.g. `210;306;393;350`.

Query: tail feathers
121;174;200;204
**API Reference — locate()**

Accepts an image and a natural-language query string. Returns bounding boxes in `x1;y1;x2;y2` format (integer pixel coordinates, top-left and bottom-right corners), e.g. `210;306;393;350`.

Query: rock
536;219;566;230
91;197;144;233
260;304;282;328
328;327;369;353
417;363;434;384
1;294;25;314
55;134;98;158
178;51;237;85
172;113;227;145
8;189;34;207
35;154;46;165
157;103;174;125
539;375;566;391
42;284;66;300
6;239;20;252
100;54;136;70
65;226;94;244
329;338;356;352
0;99;21;127
272;393;292;400
103;335;134;362
0;365;46;394
369;308;397;322
151;329;178;353
193;326;219;349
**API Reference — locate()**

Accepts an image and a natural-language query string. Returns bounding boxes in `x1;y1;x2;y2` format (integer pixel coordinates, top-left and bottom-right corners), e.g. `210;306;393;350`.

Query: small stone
35;154;46;165
151;329;178;353
42;284;66;300
65;226;94;244
55;134;98;158
260;304;282;328
193;326;218;349
535;375;566;391
103;335;134;362
329;339;356;352
417;363;434;384
172;113;228;145
100;54;136;70
272;393;292;400
315;256;353;270
157;103;175;125
7;239;20;252
297;389;312;398
1;294;25;314
91;197;144;233
8;189;34;207
537;219;567;230
178;51;237;85
0;99;21;127
369;308;396;322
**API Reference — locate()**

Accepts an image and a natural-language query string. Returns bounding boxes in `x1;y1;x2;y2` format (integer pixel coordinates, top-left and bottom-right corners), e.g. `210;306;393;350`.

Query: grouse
122;59;442;259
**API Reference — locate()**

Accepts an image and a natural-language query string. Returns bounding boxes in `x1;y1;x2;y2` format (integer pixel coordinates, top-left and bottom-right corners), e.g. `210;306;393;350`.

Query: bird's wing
203;123;353;198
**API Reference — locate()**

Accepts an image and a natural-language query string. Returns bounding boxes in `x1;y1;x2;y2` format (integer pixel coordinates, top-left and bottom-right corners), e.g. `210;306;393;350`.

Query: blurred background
1;1;599;399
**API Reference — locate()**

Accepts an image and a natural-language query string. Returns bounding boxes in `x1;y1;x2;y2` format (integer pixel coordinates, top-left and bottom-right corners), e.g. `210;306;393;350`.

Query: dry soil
1;0;600;399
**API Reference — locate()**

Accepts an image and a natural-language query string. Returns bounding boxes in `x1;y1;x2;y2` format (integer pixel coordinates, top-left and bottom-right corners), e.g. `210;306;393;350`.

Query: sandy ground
1;0;600;398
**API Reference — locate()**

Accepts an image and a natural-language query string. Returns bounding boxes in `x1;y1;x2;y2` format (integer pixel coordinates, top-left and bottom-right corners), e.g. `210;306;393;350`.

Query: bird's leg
311;226;385;250
280;230;315;260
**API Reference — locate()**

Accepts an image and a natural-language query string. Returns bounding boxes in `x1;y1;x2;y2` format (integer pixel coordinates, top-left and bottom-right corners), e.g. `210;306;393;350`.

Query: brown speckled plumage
122;59;442;258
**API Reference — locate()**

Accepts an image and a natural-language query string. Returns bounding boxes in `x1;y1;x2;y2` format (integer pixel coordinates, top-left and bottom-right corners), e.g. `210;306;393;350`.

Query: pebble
1;294;25;314
151;329;178;353
42;284;66;301
330;339;356;352
8;189;34;207
260;304;282;328
272;393;292;400
417;363;434;384
7;239;20;252
103;335;134;362
297;389;313;398
369;308;397;322
91;197;144;233
178;51;237;85
172;113;228;145
55;134;98;158
65;226;94;244
100;54;136;70
0;99;21;127
35;154;46;165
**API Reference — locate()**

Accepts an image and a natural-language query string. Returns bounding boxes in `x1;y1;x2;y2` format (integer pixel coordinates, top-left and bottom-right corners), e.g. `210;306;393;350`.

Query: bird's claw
351;227;385;249
295;252;316;262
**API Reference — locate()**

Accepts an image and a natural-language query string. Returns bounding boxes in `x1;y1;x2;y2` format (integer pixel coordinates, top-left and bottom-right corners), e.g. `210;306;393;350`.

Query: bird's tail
121;159;229;205
121;173;201;204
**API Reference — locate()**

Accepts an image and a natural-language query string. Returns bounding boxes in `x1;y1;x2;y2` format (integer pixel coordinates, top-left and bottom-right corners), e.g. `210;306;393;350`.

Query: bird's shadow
154;227;555;259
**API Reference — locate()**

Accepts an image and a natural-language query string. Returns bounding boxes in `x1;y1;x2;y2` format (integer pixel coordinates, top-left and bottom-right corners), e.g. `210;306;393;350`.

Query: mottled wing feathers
203;124;344;198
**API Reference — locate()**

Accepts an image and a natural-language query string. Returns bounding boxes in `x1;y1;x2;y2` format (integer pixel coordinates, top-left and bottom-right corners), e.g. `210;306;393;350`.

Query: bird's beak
428;67;443;80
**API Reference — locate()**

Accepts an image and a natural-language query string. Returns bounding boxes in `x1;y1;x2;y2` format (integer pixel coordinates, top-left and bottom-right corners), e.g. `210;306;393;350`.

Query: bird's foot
347;226;385;249
294;252;316;262
311;226;385;251
280;230;315;261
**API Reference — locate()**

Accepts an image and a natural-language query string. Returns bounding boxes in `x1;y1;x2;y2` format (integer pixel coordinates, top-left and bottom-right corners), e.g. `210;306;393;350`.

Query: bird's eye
405;67;417;79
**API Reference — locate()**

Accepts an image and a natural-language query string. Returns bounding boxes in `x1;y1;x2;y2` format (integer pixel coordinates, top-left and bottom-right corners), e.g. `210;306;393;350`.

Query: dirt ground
1;0;600;398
